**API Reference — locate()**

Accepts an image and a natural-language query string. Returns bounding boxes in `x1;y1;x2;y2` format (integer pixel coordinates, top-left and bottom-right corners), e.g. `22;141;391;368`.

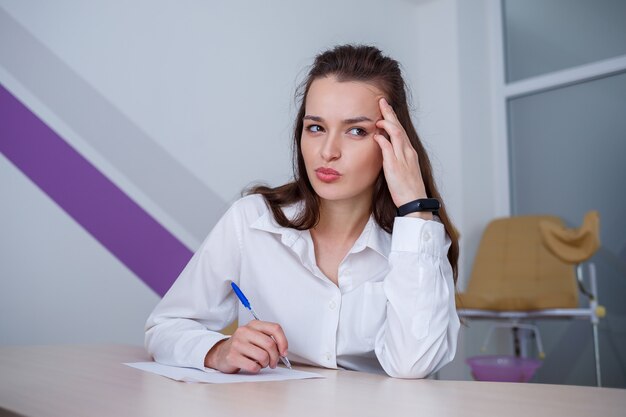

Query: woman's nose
320;132;341;161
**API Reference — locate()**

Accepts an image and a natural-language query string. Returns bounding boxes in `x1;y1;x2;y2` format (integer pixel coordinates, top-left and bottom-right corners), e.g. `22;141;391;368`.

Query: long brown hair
248;44;459;283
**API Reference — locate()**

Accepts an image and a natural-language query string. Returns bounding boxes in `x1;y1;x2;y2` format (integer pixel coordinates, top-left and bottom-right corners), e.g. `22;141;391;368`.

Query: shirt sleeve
144;203;243;370
374;216;460;378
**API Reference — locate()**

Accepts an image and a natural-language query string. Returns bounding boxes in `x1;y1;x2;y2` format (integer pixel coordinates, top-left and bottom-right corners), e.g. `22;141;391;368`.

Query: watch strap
397;198;440;217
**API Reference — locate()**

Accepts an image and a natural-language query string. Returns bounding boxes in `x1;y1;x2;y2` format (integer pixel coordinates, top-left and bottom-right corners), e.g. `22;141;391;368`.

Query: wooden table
0;345;624;417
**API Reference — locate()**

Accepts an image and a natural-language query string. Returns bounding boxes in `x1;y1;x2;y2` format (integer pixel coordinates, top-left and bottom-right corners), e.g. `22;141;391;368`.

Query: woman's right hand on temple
204;320;289;374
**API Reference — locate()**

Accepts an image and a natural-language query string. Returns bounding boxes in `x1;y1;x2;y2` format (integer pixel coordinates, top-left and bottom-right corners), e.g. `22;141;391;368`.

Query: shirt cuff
391;216;446;257
190;333;231;370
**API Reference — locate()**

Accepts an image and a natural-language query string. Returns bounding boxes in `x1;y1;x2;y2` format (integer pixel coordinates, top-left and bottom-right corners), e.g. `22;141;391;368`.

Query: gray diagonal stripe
0;8;224;244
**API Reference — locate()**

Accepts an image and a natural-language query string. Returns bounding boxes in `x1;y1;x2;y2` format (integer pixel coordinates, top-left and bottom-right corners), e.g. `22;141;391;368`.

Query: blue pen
230;281;292;369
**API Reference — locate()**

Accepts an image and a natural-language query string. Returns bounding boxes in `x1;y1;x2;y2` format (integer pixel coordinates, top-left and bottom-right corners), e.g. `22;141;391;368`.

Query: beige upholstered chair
456;212;605;386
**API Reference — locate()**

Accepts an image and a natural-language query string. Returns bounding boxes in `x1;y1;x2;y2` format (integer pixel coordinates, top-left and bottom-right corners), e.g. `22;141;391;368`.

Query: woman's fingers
240;328;279;369
374;98;428;208
205;319;289;374
376;98;413;157
373;132;392;152
373;133;397;166
375;119;405;160
379;97;400;124
228;337;266;371
248;320;289;357
223;320;288;373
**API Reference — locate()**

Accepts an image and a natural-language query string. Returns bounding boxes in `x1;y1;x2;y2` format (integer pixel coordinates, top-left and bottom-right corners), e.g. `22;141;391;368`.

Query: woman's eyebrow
343;116;373;124
303;115;374;124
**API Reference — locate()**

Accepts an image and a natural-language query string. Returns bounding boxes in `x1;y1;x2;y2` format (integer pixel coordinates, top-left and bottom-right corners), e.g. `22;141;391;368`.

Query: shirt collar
250;201;391;258
249;201;303;247
350;215;391;260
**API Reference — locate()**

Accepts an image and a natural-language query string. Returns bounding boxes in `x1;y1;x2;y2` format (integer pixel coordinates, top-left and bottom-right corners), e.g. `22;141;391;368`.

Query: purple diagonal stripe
0;84;192;296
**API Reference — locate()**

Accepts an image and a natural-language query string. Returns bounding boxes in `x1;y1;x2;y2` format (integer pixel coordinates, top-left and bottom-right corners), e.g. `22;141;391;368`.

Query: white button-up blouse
145;194;459;378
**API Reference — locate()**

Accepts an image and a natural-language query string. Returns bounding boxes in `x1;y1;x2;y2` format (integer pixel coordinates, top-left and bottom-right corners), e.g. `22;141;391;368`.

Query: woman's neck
313;195;372;243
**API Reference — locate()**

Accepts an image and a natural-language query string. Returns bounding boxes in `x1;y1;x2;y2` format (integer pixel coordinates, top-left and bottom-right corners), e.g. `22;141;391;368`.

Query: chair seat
457;308;595;320
456;291;578;311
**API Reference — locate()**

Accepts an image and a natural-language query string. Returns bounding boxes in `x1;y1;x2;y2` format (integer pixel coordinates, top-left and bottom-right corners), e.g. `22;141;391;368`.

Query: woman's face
301;76;385;205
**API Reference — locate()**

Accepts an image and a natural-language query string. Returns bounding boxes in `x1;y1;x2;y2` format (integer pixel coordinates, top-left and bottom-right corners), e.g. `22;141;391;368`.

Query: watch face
419;199;440;210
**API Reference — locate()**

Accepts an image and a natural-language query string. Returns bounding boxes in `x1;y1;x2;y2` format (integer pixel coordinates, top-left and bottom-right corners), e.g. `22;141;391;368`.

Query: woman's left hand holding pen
204;320;289;374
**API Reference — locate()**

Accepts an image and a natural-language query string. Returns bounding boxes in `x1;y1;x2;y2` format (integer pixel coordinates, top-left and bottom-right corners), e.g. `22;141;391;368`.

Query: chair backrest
460;215;579;311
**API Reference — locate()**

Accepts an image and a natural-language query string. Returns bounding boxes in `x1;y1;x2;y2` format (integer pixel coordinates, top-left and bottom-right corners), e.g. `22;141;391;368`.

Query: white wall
1;0;498;379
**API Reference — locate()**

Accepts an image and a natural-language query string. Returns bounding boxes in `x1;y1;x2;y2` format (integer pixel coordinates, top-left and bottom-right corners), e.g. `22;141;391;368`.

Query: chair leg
589;262;602;387
513;327;521;357
592;322;602;387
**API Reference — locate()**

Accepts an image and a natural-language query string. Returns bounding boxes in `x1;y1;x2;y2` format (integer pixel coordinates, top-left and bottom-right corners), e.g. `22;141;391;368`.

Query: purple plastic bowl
466;355;542;382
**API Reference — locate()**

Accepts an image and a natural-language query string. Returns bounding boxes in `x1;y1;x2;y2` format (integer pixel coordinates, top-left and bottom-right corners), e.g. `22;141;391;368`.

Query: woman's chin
312;186;371;204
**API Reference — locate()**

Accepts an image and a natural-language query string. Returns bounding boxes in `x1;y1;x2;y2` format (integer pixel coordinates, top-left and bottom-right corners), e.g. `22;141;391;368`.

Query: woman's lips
315;167;341;183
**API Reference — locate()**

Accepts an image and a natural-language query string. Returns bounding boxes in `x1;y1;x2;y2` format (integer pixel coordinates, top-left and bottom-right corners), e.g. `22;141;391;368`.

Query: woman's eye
348;127;367;137
306;124;324;133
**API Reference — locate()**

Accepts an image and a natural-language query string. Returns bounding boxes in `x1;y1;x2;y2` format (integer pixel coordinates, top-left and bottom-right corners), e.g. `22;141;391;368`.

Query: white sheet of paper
125;362;324;384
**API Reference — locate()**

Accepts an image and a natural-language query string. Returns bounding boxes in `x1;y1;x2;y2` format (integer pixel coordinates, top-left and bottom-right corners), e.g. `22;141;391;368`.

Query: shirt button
423;231;431;242
325;352;332;362
329;300;336;310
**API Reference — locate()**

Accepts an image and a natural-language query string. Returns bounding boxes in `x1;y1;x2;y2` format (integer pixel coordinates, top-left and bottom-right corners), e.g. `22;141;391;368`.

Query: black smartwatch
396;198;440;217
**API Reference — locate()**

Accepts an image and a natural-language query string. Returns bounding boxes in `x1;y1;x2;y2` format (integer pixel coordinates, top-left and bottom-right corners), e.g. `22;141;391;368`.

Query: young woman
145;44;460;379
